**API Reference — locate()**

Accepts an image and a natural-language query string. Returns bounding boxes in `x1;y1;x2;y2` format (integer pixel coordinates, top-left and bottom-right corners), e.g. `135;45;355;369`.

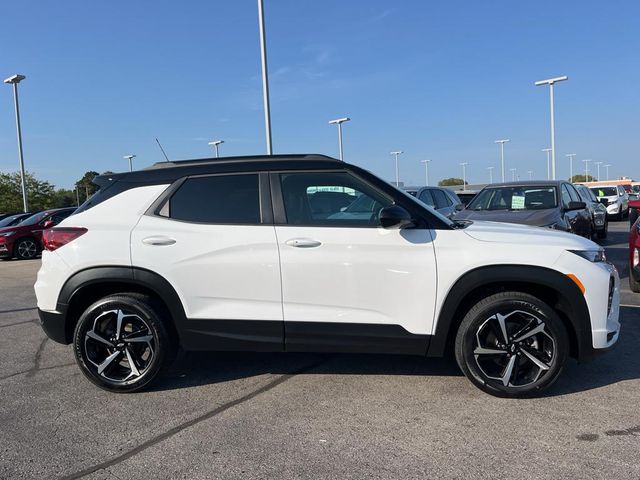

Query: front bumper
0;241;11;257
38;308;70;344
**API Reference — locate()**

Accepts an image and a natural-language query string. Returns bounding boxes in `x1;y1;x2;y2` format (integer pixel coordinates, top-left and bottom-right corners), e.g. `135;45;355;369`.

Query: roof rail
144;154;338;170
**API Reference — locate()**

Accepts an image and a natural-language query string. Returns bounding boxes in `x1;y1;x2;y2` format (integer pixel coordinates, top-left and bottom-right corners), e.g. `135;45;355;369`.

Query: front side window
280;172;392;226
468;186;558;211
168;174;261;224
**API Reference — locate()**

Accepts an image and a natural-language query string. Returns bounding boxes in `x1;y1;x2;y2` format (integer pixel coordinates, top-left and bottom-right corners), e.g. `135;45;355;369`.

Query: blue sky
1;0;638;188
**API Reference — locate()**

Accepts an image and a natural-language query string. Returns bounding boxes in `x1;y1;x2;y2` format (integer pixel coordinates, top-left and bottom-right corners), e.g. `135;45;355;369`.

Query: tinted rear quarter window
169;174;261;224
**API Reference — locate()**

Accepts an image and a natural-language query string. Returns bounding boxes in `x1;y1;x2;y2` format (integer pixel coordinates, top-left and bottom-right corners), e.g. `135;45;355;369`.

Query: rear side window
418;189;435;207
169;174;261;224
432;189;451;209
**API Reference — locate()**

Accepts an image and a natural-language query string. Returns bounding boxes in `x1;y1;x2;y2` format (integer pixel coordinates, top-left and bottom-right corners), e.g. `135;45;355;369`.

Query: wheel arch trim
428;264;593;361
56;266;187;344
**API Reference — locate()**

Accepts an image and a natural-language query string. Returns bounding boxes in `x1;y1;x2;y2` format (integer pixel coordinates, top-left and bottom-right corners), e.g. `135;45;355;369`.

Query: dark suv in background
454;181;592;238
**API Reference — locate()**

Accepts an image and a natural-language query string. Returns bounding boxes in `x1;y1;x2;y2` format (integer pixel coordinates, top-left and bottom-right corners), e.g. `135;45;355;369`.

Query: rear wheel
14;238;39;260
73;294;176;392
455;291;569;398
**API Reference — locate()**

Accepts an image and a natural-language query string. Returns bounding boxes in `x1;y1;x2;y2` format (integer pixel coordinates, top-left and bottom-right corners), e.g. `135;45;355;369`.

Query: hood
454;208;559;226
462;220;597;249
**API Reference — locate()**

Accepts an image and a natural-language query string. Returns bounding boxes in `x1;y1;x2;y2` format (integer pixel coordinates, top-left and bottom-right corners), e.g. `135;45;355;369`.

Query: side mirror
599;197;609;206
566;201;586;211
379;205;414;229
455;203;465;212
42;220;54;229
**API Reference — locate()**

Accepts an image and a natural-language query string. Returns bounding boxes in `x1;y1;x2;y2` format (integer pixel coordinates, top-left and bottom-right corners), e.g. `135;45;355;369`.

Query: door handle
285;238;322;248
142;236;176;246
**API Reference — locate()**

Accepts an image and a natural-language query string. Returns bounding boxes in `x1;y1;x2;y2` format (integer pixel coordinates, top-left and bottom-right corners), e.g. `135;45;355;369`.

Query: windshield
0;214;26;228
19;211;51;226
467;186;558;211
591;187;617;197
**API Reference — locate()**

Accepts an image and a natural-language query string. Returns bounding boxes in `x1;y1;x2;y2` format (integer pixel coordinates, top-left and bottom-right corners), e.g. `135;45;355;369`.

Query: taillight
42;228;87;251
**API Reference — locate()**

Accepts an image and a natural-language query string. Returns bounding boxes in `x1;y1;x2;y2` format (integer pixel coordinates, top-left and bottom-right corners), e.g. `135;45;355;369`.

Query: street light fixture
257;0;273;154
566;153;576;181
390;151;403;186
123;154;136;172
208;140;224;158
535;76;568;180
495;139;510;182
328;117;350;160
582;159;592;180
542;148;552;180
604;164;612;181
460;162;469;191
487;166;494;184
420;159;431;186
4;74;28;212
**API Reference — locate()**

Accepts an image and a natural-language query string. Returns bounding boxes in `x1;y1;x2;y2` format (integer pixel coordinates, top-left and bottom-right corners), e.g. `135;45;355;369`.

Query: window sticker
511;195;525;209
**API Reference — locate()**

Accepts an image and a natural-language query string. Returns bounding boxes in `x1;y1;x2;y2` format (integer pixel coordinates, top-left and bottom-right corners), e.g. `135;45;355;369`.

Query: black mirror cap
567;201;587;211
379;205;414;229
455;203;465;211
599;197;610;206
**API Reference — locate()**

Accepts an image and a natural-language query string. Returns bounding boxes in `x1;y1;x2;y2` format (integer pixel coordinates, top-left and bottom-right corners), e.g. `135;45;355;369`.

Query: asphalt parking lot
1;221;639;480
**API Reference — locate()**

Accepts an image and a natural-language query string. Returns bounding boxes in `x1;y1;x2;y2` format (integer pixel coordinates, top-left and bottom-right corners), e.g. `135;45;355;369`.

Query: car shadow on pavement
600;225;629;279
151;305;640;397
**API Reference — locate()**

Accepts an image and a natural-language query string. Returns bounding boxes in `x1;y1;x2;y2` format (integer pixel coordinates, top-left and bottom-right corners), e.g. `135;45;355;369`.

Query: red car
630;203;640;292
0;207;76;260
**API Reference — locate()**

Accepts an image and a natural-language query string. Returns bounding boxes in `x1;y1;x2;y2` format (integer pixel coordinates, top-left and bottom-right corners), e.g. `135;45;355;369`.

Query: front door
273;171;437;354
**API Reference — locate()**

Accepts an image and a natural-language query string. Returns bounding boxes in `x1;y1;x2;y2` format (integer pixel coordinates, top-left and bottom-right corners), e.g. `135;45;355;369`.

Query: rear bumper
38;308;70;344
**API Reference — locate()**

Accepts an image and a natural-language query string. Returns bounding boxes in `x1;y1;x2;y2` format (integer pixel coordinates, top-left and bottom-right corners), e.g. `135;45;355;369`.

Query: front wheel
597;220;608;239
455;292;569;398
14;238;39;260
73;294;176;392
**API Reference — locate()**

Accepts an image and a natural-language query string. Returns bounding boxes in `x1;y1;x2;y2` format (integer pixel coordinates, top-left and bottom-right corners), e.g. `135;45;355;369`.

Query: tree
570;174;597;183
74;171;100;203
0;172;56;213
438;177;467;187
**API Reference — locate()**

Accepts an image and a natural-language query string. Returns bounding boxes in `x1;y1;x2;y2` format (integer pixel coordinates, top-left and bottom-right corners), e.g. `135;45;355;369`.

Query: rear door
273;170;437;354
131;172;284;351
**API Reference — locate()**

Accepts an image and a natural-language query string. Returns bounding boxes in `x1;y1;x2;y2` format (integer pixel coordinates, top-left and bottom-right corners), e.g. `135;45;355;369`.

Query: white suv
35;155;620;397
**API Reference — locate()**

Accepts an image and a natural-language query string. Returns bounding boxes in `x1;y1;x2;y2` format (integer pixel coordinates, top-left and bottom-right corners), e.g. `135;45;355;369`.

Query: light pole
535;76;568;180
510;168;517;181
460;162;469;191
390;151;403;186
582;159;592;180
208;140;224;158
124;154;136;172
488;166;494;184
257;0;273;154
566;153;576;181
542;148;552;180
420;159;431;186
594;161;602;181
604;164;612;181
328;117;350;160
4;74;28;212
495;139;510;182
528;170;534;180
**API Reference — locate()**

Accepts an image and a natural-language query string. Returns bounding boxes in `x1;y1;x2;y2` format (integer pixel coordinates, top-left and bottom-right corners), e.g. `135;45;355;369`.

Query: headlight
569;249;606;262
0;231;15;238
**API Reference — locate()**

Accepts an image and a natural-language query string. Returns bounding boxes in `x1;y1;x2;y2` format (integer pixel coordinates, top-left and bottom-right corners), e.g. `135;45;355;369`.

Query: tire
14;237;39;260
630;275;640;294
454;291;569;398
73;294;177;393
597;220;608;239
